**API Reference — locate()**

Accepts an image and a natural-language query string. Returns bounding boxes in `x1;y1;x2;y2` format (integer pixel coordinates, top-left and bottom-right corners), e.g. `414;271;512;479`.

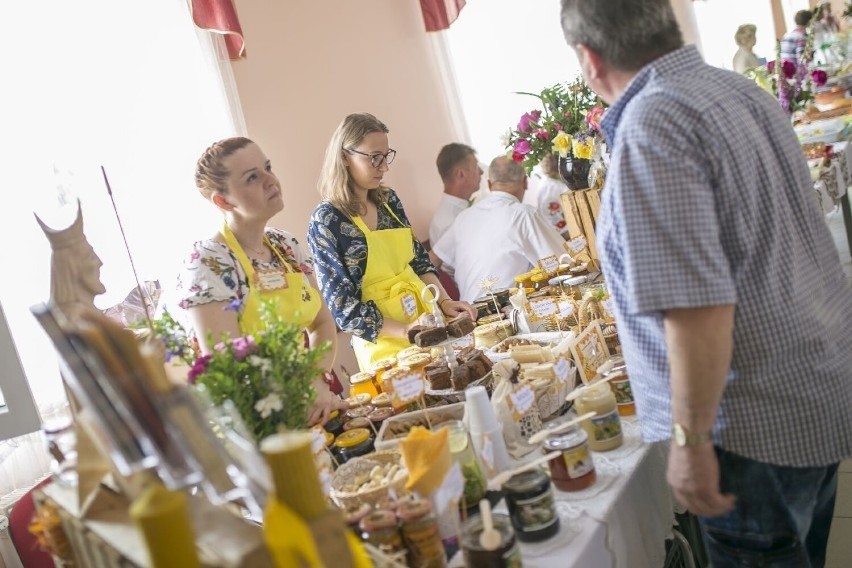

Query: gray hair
560;0;683;71
488;156;525;184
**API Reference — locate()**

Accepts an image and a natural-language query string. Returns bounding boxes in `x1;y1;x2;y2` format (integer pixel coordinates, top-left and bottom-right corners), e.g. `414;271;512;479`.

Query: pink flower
563;111;572;119
534;129;550;140
511;151;524;163
214;342;227;353
187;354;212;384
517;110;542;133
232;336;257;361
585;105;605;132
782;59;797;79
767;60;775;74
514;139;531;155
812;69;828;87
553;122;563;132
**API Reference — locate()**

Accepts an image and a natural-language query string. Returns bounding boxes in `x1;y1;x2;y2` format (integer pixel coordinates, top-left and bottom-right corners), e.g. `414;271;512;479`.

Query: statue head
734;24;757;49
35;200;106;314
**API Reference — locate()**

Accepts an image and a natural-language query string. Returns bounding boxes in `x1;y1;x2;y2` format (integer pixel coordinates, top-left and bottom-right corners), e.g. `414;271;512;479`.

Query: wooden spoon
565;374;619;403
487;451;562;491
527;411;597;446
478;499;501;551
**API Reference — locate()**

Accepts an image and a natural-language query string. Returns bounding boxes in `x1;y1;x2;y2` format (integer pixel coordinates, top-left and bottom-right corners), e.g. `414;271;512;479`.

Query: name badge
401;293;417;317
254;267;289;292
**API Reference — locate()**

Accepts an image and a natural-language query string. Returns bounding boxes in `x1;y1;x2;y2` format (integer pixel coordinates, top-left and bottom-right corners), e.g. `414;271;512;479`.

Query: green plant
134;309;199;367
186;299;329;442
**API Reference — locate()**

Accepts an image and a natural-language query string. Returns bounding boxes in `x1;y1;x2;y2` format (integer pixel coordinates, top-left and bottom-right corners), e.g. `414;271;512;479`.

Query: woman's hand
440;299;477;320
307;377;348;427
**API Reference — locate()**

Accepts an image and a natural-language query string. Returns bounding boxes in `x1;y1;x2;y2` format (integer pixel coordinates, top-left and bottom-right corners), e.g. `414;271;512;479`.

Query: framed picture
568;320;610;384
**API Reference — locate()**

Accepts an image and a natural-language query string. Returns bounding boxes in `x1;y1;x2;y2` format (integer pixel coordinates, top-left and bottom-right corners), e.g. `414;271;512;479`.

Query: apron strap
222;224;295;277
351;203;409;233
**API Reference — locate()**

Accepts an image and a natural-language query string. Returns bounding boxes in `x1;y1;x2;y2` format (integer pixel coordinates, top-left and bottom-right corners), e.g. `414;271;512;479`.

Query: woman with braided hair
176;137;346;426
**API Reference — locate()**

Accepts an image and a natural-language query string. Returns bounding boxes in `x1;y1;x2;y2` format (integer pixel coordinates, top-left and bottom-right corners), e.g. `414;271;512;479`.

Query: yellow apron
222;224;321;336
350;205;430;370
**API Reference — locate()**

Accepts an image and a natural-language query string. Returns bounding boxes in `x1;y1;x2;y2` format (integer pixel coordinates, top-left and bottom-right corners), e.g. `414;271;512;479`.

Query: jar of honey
349;370;379;399
543;425;596;492
397;353;432;378
371;357;397;390
530;272;550;291
574;382;623;451
601;356;634;417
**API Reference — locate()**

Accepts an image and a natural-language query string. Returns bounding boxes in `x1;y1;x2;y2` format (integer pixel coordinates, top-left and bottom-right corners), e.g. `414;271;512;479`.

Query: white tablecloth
450;417;674;568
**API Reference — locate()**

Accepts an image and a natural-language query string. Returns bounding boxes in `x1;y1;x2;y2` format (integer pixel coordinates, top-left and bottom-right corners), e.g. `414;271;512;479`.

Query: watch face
673;424;687;446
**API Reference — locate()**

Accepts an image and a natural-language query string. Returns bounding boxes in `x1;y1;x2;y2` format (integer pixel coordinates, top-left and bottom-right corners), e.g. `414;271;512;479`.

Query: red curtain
190;0;246;60
420;0;467;32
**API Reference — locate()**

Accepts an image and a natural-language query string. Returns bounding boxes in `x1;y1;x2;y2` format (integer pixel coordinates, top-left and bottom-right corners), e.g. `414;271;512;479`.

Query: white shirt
433;191;566;302
429;193;469;246
524;173;570;237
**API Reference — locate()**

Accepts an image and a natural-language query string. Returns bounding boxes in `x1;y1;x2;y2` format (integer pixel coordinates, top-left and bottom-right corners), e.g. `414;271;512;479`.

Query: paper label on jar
538;254;559;275
563;445;594;479
611;378;634;405
589;408;622;442
508;384;535;422
391;373;424;405
510;488;558;533
554;357;570;381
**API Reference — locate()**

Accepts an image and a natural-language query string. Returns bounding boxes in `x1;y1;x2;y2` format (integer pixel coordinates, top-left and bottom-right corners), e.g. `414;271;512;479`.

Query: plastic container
573;382;623;451
442;421;487;507
502;469;559;542
543;425;597;492
460;513;522;567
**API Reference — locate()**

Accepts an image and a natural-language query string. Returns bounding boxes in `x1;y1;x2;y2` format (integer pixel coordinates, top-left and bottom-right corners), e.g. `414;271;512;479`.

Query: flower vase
557;153;592;191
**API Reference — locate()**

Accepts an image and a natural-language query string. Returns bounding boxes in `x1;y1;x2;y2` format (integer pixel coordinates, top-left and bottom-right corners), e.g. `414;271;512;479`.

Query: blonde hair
318;113;390;218
195;137;255;200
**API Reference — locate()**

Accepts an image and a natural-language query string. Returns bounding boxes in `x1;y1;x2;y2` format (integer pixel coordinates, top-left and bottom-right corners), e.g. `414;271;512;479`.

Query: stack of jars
354;498;447;568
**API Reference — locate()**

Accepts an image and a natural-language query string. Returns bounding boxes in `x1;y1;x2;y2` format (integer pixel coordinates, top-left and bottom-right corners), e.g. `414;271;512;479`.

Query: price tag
557;300;575;318
538;255;560;275
568;236;587;254
554;357;570;381
433;462;464;515
530;297;558;318
391;373;424;405
401;293;418;317
508;384;535;421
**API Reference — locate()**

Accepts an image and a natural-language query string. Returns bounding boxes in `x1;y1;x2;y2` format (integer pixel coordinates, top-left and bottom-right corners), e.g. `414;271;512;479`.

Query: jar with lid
359;509;405;556
601;356;634;417
397;353;432;378
574;382;623;451
350;371;379;399
397;499;447;568
543;425;597;492
323;409;345;437
502;469;559;542
370;357;397;388
442;421;487;507
460;512;522;567
333;428;375;464
530;272;550;292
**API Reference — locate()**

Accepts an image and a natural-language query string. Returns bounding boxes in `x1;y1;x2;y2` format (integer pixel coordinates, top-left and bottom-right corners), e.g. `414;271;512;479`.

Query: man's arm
664;304;736;517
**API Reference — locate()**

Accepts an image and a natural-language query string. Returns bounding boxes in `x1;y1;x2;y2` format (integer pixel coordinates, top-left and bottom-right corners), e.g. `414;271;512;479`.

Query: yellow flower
572;137;593;160
552;132;573;158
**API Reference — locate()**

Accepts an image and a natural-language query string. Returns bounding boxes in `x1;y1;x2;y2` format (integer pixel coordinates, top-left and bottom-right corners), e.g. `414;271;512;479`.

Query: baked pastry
446;313;475;338
407;325;428;344
450;365;472;391
474;320;514;349
414;326;448;347
426;364;452;390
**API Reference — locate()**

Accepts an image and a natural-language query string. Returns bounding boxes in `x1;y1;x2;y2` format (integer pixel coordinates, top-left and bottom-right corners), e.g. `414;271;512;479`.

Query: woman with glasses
308;113;475;370
176;137;347;426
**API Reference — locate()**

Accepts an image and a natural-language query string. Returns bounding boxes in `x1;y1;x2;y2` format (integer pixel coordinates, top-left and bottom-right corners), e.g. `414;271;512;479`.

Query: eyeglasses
345;148;396;168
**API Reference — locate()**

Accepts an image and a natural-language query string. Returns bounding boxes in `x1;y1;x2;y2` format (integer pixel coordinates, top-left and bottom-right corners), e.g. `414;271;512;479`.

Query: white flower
248;355;272;375
254;393;283;419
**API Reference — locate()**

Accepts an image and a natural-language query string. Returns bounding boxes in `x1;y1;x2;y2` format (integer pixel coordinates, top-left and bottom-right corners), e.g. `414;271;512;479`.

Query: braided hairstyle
195;137;255;199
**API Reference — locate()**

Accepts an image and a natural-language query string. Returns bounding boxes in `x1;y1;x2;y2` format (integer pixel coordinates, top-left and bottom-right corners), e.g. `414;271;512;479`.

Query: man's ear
211;192;234;211
575;43;604;82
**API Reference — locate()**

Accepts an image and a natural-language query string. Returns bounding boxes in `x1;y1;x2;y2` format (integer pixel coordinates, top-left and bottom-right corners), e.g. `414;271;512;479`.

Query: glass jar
398;353;432;378
368;406;394;429
371;357;397;389
502;469;559;542
574;382;623;451
343;416;373;432
442;421;487;507
602;356;634;417
543;425;597;492
359;509;405;556
460;513;522;567
397;499;447;568
530;272;550;291
334;427;375;464
323;409;345;437
350;371;379;399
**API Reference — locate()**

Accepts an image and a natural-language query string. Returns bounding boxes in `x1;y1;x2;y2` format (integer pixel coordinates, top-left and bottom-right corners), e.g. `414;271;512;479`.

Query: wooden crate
559;188;603;260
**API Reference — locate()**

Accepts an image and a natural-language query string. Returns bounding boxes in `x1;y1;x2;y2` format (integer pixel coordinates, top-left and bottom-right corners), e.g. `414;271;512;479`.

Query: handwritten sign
508;384;535;421
391;373;425;405
569;321;610;384
568;236;587;254
554;357;571;382
538;254;560;275
530;297;558;318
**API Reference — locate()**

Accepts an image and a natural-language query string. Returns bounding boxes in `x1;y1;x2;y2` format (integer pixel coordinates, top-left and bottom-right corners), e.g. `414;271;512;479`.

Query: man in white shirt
432;155;567;302
428;143;482;247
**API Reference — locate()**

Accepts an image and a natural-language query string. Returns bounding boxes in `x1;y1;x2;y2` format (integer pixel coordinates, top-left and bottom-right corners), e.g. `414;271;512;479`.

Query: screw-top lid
350;371;376;384
503;468;549;494
335;427;371;448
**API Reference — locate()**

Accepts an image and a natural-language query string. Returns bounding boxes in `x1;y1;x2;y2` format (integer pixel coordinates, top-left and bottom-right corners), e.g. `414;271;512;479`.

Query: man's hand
667;443;735;517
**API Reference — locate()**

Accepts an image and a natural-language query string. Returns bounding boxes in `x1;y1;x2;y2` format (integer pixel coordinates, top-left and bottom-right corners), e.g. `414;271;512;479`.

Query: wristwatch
672;423;713;447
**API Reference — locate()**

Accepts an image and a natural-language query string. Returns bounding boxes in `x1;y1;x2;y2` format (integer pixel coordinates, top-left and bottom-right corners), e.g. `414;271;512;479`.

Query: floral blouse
176;228;313;315
307;189;436;343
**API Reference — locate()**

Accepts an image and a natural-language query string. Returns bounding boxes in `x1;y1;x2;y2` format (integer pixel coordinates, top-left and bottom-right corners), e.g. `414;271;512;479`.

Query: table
450;417;674;568
809;132;852;258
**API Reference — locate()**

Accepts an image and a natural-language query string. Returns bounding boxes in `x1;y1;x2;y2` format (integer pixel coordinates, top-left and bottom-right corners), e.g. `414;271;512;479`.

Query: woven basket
330;450;408;509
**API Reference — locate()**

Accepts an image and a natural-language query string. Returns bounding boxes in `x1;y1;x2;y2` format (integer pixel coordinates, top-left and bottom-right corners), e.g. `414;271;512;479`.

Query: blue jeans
697;447;839;567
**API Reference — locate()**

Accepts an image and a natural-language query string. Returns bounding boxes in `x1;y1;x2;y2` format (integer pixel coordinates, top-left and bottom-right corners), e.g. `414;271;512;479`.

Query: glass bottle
442;420;487;508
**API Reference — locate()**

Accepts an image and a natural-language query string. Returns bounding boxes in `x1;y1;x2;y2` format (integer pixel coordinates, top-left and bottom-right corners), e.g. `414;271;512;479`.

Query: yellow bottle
129;482;200;568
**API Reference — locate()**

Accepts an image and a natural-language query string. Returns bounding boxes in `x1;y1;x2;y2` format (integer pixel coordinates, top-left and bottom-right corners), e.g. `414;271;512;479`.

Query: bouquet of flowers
505;76;607;175
149;300;329;443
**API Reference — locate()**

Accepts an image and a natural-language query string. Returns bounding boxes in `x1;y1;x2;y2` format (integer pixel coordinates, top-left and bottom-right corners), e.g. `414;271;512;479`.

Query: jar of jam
502;469;559;542
370;357;397;389
398;353;432;378
350;371;379;399
334;428;375;464
397;499;447;568
323;410;345;437
530;272;550;291
574;382;623;451
543;425;596;492
359;509;405;556
601;356;634;417
460;512;522;567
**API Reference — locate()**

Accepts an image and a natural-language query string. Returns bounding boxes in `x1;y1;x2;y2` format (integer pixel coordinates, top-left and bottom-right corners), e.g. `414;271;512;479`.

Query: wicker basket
329;450;408;509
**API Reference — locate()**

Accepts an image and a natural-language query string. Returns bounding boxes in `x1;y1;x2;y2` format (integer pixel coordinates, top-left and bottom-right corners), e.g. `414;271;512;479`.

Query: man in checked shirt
560;1;852;566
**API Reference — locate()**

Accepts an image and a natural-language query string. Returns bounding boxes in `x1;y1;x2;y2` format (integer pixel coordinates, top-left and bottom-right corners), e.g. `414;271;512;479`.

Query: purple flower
232;336;257;361
781;59;797;79
517;110;542;133
514;139;532;155
187;354;212;384
534;129;550;140
812;69;828;87
767;60;775;74
214;342;227;353
224;299;242;312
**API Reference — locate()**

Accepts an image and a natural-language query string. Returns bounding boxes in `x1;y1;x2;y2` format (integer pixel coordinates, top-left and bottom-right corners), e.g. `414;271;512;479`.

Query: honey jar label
611;378;634;405
590;409;622;442
563;445;594;479
538;254;559;275
510;489;558;533
391;373;424;405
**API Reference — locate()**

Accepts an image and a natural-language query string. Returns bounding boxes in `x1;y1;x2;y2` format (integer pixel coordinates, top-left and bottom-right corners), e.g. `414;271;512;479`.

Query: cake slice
415;326;448;348
446;312;475;338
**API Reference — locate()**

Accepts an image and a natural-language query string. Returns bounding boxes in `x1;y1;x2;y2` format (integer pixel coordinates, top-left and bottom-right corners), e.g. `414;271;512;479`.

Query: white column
670;0;704;54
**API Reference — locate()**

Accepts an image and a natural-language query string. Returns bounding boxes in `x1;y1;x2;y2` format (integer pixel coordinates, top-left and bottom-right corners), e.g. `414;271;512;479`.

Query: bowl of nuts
330;450;409;509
